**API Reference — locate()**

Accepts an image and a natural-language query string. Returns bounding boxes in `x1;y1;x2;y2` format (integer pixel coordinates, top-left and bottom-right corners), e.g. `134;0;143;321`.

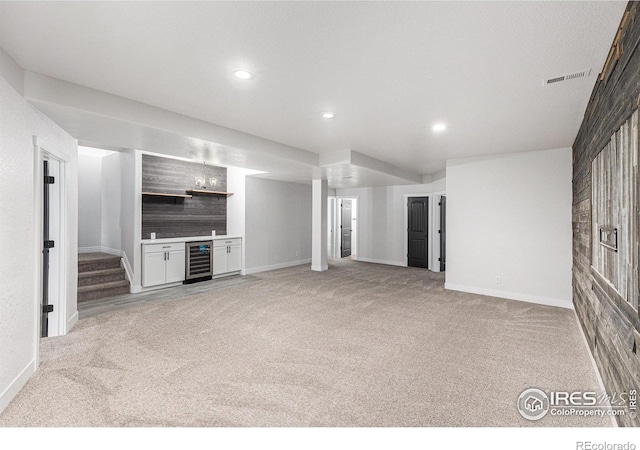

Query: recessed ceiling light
233;69;253;80
432;122;447;132
322;112;335;119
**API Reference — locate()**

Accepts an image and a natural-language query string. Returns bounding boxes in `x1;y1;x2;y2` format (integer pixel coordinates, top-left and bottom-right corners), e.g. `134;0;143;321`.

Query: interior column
311;178;328;272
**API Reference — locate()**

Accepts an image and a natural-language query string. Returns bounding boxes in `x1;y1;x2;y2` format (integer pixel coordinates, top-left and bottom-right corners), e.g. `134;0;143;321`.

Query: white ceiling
0;1;627;179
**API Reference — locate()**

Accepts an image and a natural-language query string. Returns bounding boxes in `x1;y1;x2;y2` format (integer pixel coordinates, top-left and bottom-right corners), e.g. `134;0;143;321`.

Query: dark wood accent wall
142;154;227;239
573;2;640;427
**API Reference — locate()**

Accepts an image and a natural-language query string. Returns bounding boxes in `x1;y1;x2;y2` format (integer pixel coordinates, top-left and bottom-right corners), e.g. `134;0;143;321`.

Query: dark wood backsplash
572;2;640;427
142;154;227;239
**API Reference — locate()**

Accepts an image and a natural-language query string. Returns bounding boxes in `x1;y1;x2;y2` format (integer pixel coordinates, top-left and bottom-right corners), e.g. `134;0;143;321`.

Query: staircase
78;253;130;302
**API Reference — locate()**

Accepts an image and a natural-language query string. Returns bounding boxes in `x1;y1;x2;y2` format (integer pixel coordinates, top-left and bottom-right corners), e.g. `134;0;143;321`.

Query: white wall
336;182;444;269
119;149;136;278
227;166;249;238
244;177;312;274
227;166;252;275
101;153;122;251
78;154;103;247
445;148;573;308
0;58;77;413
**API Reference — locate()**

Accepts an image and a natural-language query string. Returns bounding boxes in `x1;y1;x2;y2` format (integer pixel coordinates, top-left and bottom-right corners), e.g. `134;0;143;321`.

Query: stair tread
78;280;130;293
78;267;125;278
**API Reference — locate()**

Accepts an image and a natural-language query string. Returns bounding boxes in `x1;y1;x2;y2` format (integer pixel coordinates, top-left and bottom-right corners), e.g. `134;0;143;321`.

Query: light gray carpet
0;259;609;426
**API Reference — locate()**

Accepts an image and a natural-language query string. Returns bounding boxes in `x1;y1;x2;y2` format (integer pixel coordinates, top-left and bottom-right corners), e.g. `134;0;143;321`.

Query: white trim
245;259;312;275
431;191;446;273
0;359;36;414
353;256;406;267
81;246;122;257
137;280;183;293
34;137;72;338
32;138;43;368
132;151;143;290
572;310;617;427
120;252;133;289
311;264;329;272
78;246;103;253
444;282;573;309
67;311;79;332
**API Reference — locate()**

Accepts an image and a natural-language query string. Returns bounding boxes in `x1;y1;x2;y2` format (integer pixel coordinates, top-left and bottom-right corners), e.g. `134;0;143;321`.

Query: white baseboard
79;246;123;258
245;259;312;275
120;253;133;291
79;246;122;258
79;246;133;293
311;264;329;272
67;310;78;332
0;359;36;414
444;282;573;309
131;285;143;294
353;256;407;268
98;246;123;257
78;246;102;253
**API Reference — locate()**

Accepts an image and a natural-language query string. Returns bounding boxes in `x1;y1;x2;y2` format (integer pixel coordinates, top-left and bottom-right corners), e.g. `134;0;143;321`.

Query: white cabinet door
143;252;166;287
228;245;242;272
213;247;228;275
165;249;185;283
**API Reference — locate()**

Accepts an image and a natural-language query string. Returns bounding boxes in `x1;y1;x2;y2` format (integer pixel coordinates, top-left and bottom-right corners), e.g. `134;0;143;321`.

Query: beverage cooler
185;240;213;282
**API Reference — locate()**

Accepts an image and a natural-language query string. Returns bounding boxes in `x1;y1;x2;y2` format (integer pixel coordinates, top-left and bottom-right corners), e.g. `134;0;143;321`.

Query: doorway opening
329;197;357;259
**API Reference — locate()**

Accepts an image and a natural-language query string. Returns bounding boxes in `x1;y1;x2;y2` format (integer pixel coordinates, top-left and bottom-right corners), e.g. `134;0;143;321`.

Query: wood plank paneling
591;111;638;307
141;155;227;239
573;1;640;427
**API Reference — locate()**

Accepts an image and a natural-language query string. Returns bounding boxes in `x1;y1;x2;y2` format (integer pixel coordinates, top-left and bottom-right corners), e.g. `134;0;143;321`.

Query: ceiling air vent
544;69;591;85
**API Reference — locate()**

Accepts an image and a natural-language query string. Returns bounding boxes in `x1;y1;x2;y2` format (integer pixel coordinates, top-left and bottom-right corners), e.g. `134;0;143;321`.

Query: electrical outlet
496;276;501;284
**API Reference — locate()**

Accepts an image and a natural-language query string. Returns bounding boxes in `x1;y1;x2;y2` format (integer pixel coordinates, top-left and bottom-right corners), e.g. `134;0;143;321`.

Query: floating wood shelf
186;189;234;196
142;192;193;198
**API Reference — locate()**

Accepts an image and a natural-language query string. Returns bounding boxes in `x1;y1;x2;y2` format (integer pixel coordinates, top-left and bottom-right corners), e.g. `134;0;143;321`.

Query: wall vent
544;69;591;85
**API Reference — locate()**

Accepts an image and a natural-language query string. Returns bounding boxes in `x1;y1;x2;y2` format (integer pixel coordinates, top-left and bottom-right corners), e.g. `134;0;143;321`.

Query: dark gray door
439;196;446;272
408;197;428;268
42;160;55;337
341;199;352;258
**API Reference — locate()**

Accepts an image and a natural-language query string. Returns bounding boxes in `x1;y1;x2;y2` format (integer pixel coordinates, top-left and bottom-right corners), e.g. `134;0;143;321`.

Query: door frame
33;137;69;352
333;195;359;259
328;197;336;260
431;190;446;272
439;194;446;272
